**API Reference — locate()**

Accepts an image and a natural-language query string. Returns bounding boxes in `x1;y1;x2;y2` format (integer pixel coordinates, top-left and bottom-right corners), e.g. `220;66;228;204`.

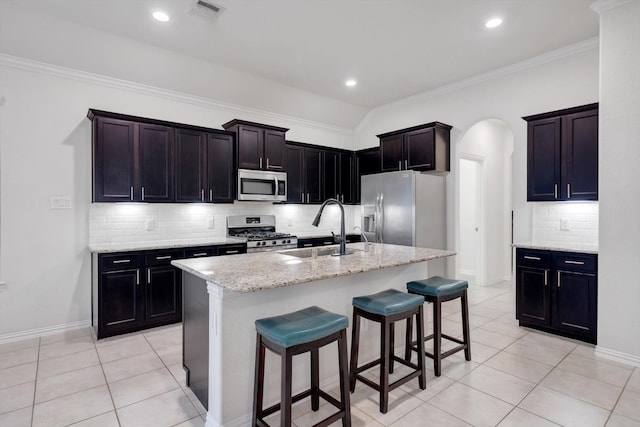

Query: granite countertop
172;242;455;293
89;237;246;253
513;242;598;254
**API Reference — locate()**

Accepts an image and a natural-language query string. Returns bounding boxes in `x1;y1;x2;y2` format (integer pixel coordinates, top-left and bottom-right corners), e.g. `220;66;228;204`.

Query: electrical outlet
0;282;7;292
145;218;155;231
287;217;293;227
560;218;571;231
51;196;71;209
207;218;215;229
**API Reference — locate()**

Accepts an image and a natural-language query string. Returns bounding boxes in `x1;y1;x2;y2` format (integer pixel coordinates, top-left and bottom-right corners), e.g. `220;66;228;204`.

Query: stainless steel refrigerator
361;170;447;275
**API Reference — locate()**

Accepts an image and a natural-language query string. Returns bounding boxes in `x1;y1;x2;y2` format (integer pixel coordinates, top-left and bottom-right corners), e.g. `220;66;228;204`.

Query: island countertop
171;242;455;293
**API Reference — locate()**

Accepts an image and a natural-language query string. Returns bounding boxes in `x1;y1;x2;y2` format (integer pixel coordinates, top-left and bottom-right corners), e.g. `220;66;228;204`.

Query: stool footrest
257;387;347;427
353;355;423;393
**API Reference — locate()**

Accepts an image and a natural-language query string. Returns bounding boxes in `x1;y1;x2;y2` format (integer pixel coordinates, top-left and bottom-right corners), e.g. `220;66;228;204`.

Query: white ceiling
8;0;599;109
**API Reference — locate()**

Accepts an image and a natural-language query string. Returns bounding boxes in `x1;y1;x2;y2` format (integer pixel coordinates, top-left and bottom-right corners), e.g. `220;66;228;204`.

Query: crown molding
356;37;599;134
0;53;354;135
591;0;633;14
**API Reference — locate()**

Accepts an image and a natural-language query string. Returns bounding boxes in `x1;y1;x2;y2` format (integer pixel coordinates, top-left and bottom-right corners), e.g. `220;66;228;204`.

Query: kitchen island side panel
203;261;432;426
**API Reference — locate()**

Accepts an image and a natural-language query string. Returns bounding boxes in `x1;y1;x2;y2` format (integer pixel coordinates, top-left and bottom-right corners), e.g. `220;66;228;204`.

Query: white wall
0;60;356;339
458;159;478;279
596;0;640;365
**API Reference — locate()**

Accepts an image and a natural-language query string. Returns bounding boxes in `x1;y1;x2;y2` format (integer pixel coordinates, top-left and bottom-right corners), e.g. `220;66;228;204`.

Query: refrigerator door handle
379;193;384;243
375;193;381;243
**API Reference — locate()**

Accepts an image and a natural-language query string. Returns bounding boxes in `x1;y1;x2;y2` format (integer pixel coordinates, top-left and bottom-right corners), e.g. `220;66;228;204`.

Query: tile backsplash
89;202;361;245
531;202;598;246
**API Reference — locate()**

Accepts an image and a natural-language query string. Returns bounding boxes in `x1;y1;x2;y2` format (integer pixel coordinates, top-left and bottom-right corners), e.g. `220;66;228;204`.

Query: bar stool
405;276;471;377
252;306;351;427
349;289;426;413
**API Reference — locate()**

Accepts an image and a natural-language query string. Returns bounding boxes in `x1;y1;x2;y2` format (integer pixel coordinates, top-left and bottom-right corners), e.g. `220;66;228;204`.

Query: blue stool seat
255;306;349;348
352;289;424;315
407;276;468;297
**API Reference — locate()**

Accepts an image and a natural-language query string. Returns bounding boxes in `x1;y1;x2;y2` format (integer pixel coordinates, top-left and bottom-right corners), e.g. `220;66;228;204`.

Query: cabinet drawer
218;244;246;256
298;239;314;248
516;249;551;268
183;247;217;258
100;253;142;272
554;252;597;273
145;250;182;266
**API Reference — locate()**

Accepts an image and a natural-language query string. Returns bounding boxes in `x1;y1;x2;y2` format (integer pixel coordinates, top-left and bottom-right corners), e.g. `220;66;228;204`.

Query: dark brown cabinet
222;119;288;171
285;143;323;204
323;150;355;204
175;129;235;203
524;103;598;201
90;112;174;202
516;248;597;344
355;147;381;203
378;122;451;173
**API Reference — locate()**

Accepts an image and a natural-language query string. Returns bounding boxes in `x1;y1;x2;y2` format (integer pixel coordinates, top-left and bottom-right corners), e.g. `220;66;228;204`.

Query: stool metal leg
349;310;361;392
337;329;352;427
433;297;442;377
461;290;472;361
253;334;266;426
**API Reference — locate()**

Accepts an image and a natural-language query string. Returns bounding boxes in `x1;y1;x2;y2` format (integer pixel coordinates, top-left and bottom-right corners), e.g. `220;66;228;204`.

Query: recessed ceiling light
485;17;502;28
345;79;357;87
153;11;170;22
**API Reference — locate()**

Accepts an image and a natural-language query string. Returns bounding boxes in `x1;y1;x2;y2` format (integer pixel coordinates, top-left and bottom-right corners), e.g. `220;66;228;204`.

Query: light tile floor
1;281;639;427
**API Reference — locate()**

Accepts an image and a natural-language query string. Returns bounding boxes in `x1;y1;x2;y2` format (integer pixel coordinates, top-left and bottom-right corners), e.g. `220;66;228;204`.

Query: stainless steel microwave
237;169;287;202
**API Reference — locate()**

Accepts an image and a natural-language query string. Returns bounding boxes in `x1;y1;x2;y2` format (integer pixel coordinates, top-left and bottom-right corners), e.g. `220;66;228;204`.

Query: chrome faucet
312;198;349;256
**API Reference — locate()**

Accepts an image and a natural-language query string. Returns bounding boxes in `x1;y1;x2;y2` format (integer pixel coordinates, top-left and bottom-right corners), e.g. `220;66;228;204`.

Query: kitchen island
172;242;454;427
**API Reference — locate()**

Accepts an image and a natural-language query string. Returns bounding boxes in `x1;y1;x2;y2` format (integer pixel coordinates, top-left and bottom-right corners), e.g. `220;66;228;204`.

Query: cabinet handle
113;259;131;264
303;243;313;247
155;255;172;260
567;183;571;199
524;256;541;261
301;193;304;203
147;269;151;283
209;189;213;202
141;186;145;201
557;271;561;288
544;270;548;286
266;158;270;169
405;160;408;170
554;184;558;199
260;157;263;169
224;250;239;254
192;252;208;257
398;161;402;171
323;241;333;245
565;260;585;265
201;189;205;202
136;269;140;285
341;194;344;203
130;186;134;201
306;193;309;203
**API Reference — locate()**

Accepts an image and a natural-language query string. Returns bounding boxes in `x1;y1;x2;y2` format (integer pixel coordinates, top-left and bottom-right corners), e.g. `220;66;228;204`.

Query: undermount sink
281;247;358;258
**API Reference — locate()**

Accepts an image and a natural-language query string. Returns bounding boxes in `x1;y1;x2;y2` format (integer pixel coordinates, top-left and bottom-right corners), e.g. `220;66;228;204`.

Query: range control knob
272;241;276;245
261;241;267;246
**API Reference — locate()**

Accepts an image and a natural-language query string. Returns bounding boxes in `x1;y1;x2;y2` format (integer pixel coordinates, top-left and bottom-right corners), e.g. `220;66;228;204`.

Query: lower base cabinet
515;248;597;344
93;243;246;340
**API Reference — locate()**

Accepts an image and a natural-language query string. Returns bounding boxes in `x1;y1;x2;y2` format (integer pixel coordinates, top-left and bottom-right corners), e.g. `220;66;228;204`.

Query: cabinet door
237;125;263;170
527;118;562;201
285;145;304;203
380;134;403;172
138;124;174;202
356;148;380;204
516;266;551;327
405;127;435;171
146;266;181;323
100;269;142;333
206;133;234;203
323;150;339;200
555;271;597;342
304;148;323;203
339;153;355;204
563;109;598;201
175;129;206;202
264;130;285;170
93;117;135;202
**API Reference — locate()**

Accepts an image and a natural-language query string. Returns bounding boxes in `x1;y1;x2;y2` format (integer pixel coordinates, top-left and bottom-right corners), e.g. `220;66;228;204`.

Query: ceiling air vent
188;0;225;22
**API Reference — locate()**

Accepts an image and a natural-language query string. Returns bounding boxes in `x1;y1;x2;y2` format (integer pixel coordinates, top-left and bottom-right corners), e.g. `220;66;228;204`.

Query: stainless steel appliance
361;170;447;274
227;215;297;252
237;169;287;202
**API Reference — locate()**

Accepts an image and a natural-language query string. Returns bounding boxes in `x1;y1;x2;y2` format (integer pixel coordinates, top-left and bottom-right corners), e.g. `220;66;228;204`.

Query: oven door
237;169;286;202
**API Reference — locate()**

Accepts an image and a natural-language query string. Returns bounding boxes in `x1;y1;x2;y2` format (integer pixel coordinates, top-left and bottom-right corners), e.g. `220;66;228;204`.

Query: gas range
227;215;298;252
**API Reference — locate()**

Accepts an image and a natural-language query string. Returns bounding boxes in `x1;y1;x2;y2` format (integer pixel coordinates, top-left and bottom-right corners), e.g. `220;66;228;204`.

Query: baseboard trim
595;345;640;367
0;320;92;345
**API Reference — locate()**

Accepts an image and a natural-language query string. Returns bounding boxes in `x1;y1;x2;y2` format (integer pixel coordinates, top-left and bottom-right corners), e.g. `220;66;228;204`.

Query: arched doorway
456;119;514;286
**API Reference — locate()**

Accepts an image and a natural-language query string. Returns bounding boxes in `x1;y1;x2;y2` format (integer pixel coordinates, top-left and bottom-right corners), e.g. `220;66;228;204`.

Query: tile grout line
30;336;40;427
93;332;123;427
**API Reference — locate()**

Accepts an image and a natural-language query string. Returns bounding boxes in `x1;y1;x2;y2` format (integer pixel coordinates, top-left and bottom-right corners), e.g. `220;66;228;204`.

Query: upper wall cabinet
355;147;381;203
89;109;235;203
378;122;452;173
524;103;598;201
90;111;174;202
222;119;288;171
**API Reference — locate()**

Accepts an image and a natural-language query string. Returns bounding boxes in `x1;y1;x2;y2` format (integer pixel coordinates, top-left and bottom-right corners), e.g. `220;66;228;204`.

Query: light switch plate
145;218;155;231
207;218;215;229
51;196;71;209
0;282;7;292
